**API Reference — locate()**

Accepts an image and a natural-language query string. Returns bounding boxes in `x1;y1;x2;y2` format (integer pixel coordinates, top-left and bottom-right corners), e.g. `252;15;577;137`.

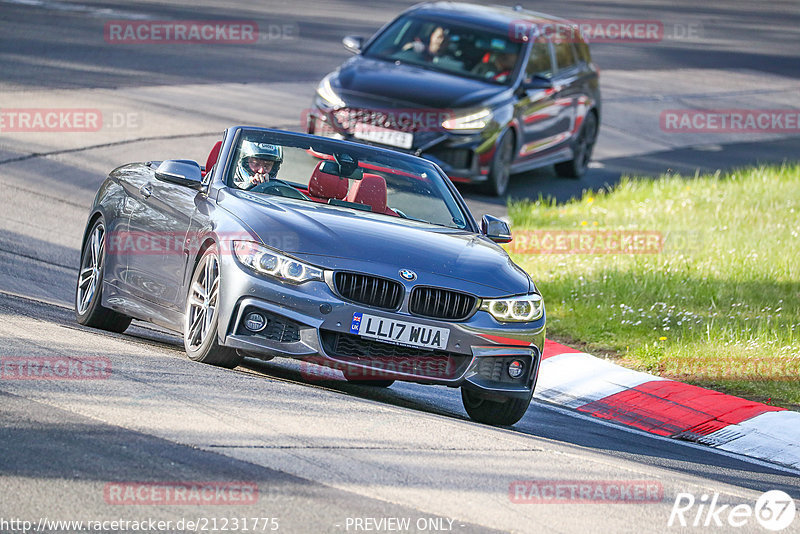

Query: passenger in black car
471;51;518;83
399;25;448;62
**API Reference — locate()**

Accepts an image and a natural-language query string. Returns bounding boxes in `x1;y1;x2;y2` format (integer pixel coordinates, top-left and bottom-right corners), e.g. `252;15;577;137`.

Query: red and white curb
535;339;800;471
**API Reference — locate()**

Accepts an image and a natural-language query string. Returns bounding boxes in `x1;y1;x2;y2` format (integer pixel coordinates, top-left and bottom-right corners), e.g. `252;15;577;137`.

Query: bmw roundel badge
399;269;417;281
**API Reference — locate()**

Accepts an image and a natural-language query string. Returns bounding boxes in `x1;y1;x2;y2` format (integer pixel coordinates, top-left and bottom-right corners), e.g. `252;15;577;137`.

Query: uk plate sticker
350;312;363;334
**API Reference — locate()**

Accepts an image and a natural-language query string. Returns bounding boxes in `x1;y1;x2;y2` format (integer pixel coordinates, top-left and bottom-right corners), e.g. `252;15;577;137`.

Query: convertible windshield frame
220;127;478;232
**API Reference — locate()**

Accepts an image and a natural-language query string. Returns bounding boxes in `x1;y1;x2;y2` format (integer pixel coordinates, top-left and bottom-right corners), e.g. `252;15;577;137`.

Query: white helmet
234;140;284;189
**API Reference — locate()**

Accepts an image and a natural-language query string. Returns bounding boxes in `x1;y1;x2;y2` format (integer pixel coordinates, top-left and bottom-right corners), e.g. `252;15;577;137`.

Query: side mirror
342;35;364;54
481;214;512;243
522;74;553;92
155;160;204;189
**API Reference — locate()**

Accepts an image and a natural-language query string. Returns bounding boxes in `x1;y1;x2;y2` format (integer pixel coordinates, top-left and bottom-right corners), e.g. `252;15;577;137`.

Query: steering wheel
249;181;308;200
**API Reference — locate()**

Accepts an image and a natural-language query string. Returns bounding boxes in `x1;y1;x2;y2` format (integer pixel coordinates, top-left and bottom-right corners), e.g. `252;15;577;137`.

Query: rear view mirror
335;152;359;176
342;35;364;54
481;214;512;243
319;158;364;180
319;160;340;175
155;160;204;189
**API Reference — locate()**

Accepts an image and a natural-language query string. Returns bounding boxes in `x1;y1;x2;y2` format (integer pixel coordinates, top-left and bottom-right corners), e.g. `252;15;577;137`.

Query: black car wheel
482;130;514;197
555;112;598;179
184;246;242;369
461;387;533;426
75;218;132;333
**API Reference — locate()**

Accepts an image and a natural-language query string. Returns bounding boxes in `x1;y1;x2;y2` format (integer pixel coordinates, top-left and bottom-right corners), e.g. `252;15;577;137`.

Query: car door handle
139;184;153;199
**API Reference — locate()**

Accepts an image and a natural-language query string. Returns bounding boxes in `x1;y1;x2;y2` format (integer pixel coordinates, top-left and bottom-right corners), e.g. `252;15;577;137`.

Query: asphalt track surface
0;0;799;532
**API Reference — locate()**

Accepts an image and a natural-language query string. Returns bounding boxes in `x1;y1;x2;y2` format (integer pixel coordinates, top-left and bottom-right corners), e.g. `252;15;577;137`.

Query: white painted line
711;411;800;470
535;352;667;408
537;401;800;476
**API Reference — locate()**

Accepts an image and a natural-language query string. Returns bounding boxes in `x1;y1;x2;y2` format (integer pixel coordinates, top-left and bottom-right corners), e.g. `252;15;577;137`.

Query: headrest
309;161;349;199
345;173;387;213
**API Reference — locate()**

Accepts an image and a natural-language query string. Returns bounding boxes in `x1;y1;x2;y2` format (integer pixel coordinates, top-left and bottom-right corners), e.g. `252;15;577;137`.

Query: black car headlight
480;293;544;322
316;73;346;109
441;107;492;132
233;241;323;283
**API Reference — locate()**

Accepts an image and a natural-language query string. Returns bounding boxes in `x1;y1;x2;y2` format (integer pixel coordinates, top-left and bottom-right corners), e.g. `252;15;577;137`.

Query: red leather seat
201;141;222;178
345;173;397;216
308;161;349;201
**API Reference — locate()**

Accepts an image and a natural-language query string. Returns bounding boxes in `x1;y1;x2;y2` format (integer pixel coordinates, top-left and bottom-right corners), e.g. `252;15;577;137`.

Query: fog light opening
244;312;267;332
507;360;525;379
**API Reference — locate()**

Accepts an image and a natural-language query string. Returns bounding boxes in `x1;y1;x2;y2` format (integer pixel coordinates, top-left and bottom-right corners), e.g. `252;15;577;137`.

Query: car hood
334;56;507;109
219;190;530;297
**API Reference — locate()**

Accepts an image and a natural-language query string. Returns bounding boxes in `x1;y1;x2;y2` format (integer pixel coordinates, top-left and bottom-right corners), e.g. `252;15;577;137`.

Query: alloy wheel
185;253;220;350
76;223;104;315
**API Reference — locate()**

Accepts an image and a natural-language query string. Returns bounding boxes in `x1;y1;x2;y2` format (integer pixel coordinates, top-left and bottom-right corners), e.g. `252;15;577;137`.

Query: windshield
225;129;471;230
363;15;523;84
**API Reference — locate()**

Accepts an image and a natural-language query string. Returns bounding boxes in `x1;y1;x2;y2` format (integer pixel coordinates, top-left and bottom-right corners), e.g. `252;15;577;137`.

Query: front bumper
218;253;545;398
306;103;497;185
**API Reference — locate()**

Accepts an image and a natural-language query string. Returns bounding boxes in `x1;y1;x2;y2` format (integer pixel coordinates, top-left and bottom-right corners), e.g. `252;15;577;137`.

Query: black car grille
236;308;301;343
320;330;471;380
334;272;403;310
427;147;472;170
408;286;476;321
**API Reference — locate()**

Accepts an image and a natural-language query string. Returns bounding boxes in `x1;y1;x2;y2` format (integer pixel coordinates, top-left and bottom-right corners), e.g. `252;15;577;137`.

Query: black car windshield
225;129;470;230
363;15;523;84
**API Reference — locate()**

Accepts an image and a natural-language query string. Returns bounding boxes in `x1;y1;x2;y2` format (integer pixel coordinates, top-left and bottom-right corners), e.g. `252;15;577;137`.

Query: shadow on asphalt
458;135;800;207
239;357;800;500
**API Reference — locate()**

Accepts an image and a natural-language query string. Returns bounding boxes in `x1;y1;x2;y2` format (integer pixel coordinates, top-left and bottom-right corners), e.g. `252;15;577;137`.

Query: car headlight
233;241;323;283
316;73;346;109
442;108;492;131
480;293;544;322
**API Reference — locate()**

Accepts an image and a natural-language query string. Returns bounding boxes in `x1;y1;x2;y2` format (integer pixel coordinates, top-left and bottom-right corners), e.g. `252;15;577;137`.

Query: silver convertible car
75;126;545;425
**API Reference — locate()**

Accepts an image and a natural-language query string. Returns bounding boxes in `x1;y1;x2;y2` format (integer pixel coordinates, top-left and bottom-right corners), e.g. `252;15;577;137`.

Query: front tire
461;388;533;426
75;218;132;333
183;246;242;369
482;130;514;197
555;111;598;179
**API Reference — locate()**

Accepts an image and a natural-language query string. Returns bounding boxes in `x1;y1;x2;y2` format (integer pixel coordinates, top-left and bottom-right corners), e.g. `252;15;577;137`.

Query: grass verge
507;164;800;409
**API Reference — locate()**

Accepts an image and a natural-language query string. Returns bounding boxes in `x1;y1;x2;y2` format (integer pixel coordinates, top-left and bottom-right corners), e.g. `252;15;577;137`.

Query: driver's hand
251;172;267;186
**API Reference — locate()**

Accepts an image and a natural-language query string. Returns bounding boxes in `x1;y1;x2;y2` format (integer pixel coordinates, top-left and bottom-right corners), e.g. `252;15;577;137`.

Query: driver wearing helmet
233;140;284;190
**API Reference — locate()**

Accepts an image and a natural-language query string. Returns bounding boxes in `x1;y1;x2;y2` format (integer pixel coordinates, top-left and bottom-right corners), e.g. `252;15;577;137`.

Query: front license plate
350;313;450;350
353;123;414;149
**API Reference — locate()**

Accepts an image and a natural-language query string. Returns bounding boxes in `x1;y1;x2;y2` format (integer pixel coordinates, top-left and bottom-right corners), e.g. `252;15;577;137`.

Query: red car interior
202;141;222;178
307;161;349;201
